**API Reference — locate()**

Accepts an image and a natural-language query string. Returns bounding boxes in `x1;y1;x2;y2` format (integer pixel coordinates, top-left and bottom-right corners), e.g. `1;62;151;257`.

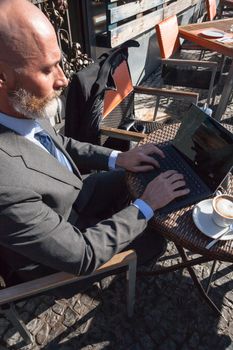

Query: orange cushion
103;61;133;118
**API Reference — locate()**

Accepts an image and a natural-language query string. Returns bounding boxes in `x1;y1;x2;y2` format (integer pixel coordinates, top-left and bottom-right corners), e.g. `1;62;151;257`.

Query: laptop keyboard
159;146;206;192
138;144;212;213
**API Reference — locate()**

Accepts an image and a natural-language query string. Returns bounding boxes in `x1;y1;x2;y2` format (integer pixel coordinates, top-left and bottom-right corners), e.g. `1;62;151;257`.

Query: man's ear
0;61;8;89
0;62;15;90
0;72;7;88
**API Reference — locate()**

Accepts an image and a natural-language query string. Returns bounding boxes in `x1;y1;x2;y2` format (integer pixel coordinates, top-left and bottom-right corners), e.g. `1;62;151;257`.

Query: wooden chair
0;249;137;345
155;15;220;107
65;45;199;151
99;60;199;146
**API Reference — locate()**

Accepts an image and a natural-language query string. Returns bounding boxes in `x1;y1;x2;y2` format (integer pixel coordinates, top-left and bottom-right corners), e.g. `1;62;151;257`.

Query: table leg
138;245;223;317
205;260;217;294
214;60;233;121
176;245;222;316
137;255;211;276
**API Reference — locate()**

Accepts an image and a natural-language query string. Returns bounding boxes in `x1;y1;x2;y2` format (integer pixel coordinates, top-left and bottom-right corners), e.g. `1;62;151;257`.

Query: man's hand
116;144;165;172
140;170;190;211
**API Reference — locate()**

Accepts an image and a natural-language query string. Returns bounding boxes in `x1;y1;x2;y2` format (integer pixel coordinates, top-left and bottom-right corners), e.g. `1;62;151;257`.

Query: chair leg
153;96;161;120
218;55;227;77
1;303;33;345
206;66;217;107
126;256;137;318
199;49;205;61
219;5;223;18
211;89;217;108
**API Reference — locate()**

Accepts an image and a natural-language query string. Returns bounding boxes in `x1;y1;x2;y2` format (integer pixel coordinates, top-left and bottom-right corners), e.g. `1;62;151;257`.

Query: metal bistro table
127;122;233;315
179;18;233;121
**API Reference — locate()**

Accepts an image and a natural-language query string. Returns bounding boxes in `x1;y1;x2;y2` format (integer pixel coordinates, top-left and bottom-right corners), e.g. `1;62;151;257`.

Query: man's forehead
0;0;58;66
1;29;60;71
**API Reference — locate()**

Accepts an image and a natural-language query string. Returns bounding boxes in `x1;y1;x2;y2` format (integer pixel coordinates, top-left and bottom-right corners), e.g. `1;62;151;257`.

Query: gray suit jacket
0;120;147;278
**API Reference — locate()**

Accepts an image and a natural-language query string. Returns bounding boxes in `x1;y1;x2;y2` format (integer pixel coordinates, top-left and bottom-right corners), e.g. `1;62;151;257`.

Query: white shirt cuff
108;150;122;170
132;199;154;220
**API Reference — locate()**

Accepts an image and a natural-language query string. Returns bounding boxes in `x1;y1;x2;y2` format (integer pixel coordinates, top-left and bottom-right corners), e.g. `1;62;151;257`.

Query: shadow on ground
3;244;233;350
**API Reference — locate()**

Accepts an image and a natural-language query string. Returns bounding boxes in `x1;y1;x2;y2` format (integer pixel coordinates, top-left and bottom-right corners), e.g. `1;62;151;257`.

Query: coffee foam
215;197;233;218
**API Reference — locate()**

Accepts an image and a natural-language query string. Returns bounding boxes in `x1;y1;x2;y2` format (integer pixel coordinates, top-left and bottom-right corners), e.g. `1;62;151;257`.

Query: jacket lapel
0;124;82;189
39;119;81;178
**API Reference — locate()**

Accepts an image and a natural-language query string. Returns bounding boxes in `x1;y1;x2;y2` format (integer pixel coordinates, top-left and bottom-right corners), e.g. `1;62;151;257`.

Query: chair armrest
100;126;146;142
0;250;136;305
181;42;208;51
133;86;199;103
162;58;218;69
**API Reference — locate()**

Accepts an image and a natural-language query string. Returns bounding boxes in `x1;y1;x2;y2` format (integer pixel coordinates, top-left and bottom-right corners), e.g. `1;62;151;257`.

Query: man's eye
43;68;52;74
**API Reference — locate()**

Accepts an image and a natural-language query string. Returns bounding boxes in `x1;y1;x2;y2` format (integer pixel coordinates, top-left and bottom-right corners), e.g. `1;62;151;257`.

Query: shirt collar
0;112;42;139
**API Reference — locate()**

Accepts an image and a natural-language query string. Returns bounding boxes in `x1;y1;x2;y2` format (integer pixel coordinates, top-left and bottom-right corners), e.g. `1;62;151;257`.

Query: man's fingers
171;180;187;190
139;154;160;168
133;165;155;172
148;144;165;158
161;169;179;178
139;144;165;158
168;173;185;184
173;188;190;197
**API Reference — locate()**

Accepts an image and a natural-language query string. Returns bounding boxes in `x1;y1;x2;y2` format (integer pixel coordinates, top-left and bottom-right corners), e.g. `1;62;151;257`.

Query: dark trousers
73;170;130;230
75;170;166;266
1;170;165;287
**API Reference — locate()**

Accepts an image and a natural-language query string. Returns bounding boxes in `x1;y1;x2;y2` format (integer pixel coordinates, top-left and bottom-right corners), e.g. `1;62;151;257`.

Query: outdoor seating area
1;49;233;349
0;1;233;349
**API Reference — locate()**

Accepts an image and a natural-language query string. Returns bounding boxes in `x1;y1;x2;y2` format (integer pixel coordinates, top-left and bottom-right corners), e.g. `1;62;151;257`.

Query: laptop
138;104;233;214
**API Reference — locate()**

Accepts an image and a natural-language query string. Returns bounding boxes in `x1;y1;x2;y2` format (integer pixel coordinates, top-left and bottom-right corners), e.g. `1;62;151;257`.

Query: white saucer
201;29;225;38
192;199;233;240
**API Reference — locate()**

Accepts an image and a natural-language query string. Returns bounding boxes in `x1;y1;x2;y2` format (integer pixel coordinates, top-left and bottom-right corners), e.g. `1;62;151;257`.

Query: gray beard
8;88;59;120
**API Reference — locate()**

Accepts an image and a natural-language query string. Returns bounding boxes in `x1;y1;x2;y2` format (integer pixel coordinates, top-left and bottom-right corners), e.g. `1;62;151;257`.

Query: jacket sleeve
0;185;147;275
58;133;114;172
45;120;115;172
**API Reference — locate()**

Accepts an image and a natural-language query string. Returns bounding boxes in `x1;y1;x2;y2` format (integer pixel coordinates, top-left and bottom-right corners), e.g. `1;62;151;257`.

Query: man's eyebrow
42;59;62;69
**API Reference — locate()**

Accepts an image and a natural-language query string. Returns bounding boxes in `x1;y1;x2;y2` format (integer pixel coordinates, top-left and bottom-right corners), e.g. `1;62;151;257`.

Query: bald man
0;0;189;285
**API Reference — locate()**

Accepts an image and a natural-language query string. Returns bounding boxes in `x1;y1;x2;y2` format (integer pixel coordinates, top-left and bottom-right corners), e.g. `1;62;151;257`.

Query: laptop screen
173;105;233;191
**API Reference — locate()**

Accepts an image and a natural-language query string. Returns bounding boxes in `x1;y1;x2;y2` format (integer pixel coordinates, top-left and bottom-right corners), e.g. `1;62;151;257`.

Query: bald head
0;0;57;68
0;0;68;118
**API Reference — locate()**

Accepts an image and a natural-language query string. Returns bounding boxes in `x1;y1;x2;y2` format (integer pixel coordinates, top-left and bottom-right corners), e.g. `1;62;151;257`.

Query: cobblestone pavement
1;243;233;350
1;53;233;350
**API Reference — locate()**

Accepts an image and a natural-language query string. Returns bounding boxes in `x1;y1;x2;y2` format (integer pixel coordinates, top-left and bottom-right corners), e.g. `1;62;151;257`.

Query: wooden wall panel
101;0;202;47
110;0;165;23
164;0;199;17
110;8;164;47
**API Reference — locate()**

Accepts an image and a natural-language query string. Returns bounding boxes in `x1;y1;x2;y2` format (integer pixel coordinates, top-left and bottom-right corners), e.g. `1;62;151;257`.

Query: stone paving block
52;300;68;316
128;342;142;350
159;338;177;350
3;327;22;347
35;321;50;346
46;310;62;329
27;318;44;336
63;307;79;328
139;334;155;349
225;341;233;350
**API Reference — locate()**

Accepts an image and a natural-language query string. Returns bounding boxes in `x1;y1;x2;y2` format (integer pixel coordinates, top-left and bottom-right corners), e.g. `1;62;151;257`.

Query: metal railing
31;0;93;80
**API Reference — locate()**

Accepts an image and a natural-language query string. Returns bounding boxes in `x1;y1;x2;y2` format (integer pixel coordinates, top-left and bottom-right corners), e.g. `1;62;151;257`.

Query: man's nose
55;66;69;89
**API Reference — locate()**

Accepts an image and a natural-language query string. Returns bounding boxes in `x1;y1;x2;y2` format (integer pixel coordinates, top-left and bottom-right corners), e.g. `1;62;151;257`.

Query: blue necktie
35;131;57;157
35;130;72;171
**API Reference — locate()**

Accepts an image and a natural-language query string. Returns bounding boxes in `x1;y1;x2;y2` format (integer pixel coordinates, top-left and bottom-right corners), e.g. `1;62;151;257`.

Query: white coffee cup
212;194;233;227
